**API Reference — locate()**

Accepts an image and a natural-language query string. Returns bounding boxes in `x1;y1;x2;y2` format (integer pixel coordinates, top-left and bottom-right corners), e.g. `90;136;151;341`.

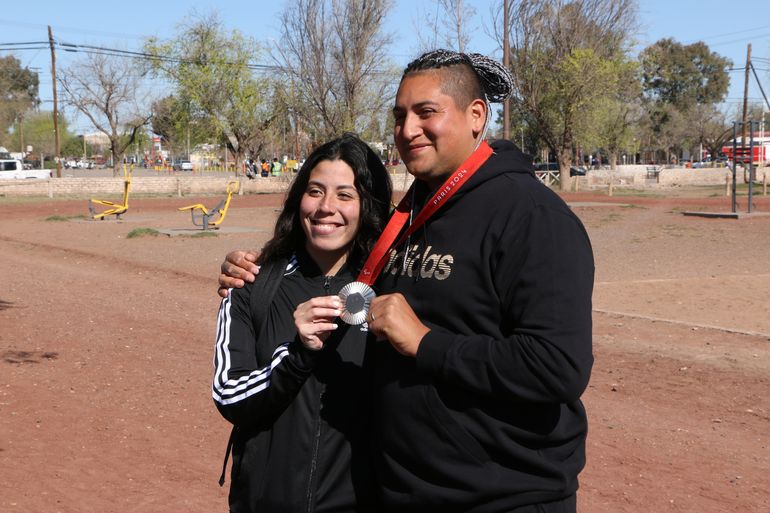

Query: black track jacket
373;139;595;512
213;251;375;513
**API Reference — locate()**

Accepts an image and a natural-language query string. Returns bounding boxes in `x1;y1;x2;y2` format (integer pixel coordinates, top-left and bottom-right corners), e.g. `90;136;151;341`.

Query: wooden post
608;177;614;196
48;26;62;178
726;174;731;196
763;171;767;196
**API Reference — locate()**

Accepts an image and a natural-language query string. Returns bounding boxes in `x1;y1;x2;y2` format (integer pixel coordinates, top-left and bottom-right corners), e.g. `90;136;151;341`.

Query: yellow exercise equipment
89;164;132;220
178;180;239;230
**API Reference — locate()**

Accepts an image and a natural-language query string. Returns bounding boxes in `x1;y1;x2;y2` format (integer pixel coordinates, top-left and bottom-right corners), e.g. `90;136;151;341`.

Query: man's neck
424;174;452;192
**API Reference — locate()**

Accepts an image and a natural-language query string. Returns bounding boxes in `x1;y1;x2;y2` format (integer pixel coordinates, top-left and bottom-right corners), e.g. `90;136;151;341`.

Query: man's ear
469;98;487;137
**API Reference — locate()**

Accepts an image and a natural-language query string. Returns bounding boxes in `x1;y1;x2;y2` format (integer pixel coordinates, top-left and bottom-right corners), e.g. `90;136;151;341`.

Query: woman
212;133;392;513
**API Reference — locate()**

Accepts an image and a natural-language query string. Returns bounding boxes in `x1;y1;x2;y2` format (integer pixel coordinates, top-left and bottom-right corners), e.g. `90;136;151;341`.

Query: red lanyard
357;141;493;285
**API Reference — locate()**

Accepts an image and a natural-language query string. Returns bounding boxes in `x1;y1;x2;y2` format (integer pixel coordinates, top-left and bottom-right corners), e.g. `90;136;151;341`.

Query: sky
2;0;770;133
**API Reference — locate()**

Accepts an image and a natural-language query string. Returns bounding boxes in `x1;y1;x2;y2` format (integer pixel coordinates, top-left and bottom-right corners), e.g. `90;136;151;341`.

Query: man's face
393;71;485;189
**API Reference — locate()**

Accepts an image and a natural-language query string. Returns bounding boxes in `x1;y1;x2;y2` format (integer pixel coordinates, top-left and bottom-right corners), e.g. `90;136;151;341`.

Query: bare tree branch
273;0;397;144
59;52;153;173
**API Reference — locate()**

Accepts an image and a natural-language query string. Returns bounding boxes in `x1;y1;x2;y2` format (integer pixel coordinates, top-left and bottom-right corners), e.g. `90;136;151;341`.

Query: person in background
271;157;283;176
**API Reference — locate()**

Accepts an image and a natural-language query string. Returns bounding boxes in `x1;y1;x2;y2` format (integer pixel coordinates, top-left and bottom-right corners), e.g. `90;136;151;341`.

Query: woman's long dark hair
258;133;392;271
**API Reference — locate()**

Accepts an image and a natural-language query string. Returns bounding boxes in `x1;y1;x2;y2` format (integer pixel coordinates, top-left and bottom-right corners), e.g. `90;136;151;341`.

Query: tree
146;12;273;170
0;55;40;150
12;111;70;159
150;95;215;159
58;52;152;173
578;59;642;169
272;0;397;145
413;0;477;53
638;39;731;164
640;39;731;111
689;104;731;164
498;0;637;190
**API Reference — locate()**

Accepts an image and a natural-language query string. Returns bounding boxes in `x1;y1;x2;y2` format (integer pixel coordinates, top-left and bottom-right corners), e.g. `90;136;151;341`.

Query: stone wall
0;169;416;199
4;165;764;198
582;165;770;189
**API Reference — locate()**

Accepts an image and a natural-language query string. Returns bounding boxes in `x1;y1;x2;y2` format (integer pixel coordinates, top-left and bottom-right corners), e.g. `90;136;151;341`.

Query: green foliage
145;13;272;163
577;58;642;166
0;56;40;145
507;0;637;187
640;38;731;111
635;39;731;163
126;228;160;238
11;111;72;157
151;95;192;154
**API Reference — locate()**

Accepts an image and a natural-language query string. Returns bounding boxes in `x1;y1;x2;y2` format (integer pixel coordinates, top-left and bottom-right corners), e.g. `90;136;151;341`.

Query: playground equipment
89;165;132;220
178;180;239;230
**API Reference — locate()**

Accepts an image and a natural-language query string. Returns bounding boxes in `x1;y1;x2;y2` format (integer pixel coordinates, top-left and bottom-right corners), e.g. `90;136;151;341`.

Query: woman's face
300;159;361;274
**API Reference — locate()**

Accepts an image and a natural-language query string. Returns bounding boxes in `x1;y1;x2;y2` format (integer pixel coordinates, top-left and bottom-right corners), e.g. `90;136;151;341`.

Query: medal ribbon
357;141;493;285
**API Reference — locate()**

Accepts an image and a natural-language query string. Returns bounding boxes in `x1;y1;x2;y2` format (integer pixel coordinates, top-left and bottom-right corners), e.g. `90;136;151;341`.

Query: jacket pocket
422;385;489;465
230;428;271;507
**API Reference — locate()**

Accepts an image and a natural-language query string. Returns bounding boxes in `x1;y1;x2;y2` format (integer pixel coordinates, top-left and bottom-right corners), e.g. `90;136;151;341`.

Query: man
271;157;283;176
219;49;594;513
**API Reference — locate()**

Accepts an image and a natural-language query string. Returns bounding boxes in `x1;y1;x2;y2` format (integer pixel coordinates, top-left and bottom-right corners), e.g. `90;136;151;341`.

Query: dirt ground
1;187;768;513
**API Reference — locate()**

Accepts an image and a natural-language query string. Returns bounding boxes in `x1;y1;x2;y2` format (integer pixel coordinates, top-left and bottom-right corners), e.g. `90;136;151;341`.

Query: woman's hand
293;296;343;350
218;250;260;298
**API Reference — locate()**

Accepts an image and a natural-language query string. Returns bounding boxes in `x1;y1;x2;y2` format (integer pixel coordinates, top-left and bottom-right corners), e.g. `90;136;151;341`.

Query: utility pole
18;113;24;156
740;43;752;183
503;0;510;141
741;43;751;151
48;25;62;178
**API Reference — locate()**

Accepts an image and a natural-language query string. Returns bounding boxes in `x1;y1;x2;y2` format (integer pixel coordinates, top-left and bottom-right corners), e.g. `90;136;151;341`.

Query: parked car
534;162;587;176
173;159;193;171
0;153;51;179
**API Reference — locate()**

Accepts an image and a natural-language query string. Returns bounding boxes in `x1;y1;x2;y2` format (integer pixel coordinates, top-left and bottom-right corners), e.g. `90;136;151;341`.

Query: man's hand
294;296;343;351
368;293;430;358
218;250;260;298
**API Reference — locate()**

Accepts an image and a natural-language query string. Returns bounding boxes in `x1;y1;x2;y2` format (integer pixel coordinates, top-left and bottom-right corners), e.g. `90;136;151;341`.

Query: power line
0;18;149;41
690;23;770;39
1;38;281;72
2;38;395;76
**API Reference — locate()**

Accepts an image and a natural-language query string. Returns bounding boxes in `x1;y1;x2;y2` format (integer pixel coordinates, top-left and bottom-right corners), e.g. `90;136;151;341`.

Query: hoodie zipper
305;275;332;512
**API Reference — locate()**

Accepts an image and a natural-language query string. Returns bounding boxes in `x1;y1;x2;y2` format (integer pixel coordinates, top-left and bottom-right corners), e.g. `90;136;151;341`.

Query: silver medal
337;281;376;325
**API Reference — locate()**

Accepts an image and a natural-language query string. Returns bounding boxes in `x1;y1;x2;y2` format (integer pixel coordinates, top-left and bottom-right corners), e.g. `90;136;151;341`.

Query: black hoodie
373;139;595;512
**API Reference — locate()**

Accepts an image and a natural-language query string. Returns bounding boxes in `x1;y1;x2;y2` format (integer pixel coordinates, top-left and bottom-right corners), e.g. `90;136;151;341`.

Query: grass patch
189;231;219;238
44;214;88;221
600;212;622;224
608;188;667;198
127;227;160;238
620;203;647;209
659;224;697;238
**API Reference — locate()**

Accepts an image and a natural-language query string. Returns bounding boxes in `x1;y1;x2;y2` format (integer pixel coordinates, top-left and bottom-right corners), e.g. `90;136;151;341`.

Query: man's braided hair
402;49;513;104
